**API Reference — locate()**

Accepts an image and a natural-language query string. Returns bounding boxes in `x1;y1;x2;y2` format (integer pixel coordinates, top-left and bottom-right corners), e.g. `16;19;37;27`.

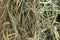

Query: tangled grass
0;0;60;40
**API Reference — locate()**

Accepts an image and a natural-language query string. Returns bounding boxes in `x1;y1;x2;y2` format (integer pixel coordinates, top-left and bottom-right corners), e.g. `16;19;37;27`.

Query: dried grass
0;0;60;40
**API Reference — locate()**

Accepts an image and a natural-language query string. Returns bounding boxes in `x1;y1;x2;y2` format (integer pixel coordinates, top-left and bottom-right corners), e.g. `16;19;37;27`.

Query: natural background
0;0;60;40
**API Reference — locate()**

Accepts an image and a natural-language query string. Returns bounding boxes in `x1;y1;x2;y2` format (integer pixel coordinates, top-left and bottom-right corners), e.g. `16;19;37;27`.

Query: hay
0;0;60;40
